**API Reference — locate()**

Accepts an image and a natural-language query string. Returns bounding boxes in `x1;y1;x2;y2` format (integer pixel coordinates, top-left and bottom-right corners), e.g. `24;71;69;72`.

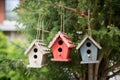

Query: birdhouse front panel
80;39;98;62
48;31;75;61
28;46;43;67
25;39;50;68
51;37;70;60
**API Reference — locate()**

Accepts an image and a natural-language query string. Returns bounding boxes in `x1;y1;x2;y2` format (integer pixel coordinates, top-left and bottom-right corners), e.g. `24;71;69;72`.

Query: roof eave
88;36;102;49
76;35;102;50
76;36;88;50
24;39;39;55
48;32;61;48
60;33;75;48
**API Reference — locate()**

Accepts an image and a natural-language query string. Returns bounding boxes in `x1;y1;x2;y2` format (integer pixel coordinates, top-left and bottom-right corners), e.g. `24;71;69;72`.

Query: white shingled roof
25;39;50;55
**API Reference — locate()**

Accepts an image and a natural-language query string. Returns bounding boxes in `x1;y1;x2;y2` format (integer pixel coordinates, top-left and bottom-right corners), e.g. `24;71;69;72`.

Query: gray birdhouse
76;35;102;64
25;39;50;68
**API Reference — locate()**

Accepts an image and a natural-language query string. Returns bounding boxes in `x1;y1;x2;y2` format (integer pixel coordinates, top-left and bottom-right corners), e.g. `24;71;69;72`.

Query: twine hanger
60;1;65;33
41;17;44;41
36;14;45;41
88;9;92;36
36;14;40;40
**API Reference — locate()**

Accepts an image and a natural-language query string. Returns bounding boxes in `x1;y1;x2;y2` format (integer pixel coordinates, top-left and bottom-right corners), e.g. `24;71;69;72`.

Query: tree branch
94;54;103;80
107;70;120;79
55;2;81;15
108;0;112;25
91;0;98;17
34;27;49;33
95;0;98;6
105;62;120;74
88;64;93;80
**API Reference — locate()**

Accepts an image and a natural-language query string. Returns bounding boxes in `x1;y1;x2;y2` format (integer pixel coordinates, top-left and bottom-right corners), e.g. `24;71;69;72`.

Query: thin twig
55;2;81;15
107;70;120;79
34;27;49;33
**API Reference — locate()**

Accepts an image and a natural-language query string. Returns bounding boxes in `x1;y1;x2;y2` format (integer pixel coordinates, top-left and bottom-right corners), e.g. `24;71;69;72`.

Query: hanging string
38;18;41;40
88;9;91;36
60;5;63;32
60;2;65;32
41;17;44;41
36;15;40;40
36;27;38;40
36;15;44;40
63;6;65;32
38;15;42;40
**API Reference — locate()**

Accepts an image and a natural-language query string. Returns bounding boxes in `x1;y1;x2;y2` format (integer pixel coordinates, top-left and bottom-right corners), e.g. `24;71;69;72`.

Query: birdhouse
76;35;102;64
25;39;50;68
48;31;75;61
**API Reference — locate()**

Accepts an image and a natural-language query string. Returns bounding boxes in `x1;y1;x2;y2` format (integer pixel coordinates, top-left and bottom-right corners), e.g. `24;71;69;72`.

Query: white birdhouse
76;35;102;64
25;39;50;68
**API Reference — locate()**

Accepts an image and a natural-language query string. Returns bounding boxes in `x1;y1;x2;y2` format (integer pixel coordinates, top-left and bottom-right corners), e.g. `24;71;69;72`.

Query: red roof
48;31;75;48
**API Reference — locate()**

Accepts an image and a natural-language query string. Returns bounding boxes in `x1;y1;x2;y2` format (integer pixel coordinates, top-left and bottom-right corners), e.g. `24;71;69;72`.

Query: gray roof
76;35;102;50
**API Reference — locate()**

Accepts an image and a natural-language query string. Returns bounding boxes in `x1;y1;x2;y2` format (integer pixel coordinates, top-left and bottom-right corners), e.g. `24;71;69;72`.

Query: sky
5;0;20;11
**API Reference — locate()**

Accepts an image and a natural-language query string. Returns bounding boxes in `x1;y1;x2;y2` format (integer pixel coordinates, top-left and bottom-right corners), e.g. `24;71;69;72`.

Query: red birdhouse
48;31;75;62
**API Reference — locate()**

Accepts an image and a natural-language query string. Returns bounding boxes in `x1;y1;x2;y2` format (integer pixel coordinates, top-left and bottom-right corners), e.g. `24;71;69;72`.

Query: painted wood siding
0;0;5;23
80;39;98;61
52;37;69;59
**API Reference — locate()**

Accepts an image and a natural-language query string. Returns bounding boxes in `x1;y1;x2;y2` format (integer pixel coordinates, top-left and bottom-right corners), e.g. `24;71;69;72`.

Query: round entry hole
58;40;63;45
87;49;91;54
86;42;91;47
58;48;62;52
34;48;38;53
34;55;37;59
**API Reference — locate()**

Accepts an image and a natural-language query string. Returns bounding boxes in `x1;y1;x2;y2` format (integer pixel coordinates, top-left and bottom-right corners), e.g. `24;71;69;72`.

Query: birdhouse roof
76;35;102;50
48;31;75;48
25;39;50;55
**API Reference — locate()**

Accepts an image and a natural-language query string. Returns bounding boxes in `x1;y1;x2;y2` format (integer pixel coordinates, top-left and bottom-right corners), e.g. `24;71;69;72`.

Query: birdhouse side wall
28;46;43;66
62;44;71;59
80;40;98;61
51;37;69;59
66;48;72;58
41;54;47;65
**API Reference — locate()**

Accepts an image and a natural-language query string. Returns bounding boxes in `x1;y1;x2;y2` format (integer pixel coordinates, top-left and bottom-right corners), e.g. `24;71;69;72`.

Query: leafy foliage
1;0;119;80
16;0;120;80
0;31;28;80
